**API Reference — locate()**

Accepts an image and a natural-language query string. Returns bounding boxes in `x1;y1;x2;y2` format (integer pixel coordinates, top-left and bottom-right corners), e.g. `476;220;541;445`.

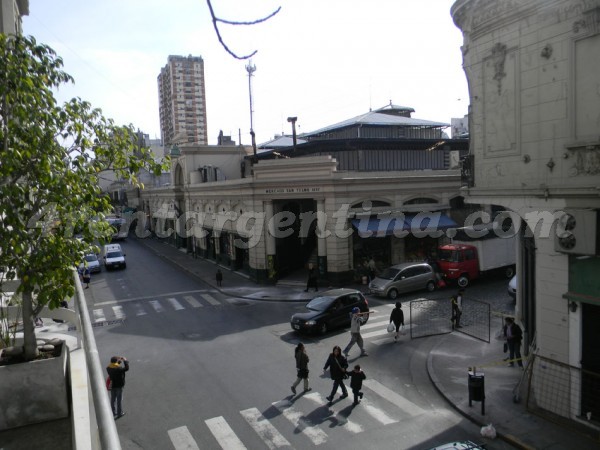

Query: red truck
436;227;516;287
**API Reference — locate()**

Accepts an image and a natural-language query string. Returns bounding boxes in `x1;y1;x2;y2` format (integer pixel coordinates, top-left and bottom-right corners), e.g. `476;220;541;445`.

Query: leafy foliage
0;34;168;359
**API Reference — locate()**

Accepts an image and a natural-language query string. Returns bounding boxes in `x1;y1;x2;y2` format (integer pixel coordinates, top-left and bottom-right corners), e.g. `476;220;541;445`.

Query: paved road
87;239;516;449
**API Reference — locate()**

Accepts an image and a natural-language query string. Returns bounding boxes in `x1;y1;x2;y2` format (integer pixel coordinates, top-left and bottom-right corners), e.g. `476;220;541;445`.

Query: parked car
79;253;101;273
368;262;436;299
508;275;517;299
427;441;486;450
290;288;369;335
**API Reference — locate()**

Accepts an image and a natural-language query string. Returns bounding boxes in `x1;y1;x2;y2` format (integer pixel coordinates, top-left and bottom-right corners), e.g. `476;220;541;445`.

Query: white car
428;441;486;450
508;275;517;299
79;253;101;273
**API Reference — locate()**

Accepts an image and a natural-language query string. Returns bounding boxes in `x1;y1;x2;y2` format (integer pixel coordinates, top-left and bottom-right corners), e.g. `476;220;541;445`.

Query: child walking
349;364;366;406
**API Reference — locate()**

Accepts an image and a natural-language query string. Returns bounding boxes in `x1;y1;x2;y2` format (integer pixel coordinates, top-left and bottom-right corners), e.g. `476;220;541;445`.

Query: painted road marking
240;407;292;449
272;400;328;446
168;425;200;450
183;295;202;308
205;416;247;450
201;293;221;306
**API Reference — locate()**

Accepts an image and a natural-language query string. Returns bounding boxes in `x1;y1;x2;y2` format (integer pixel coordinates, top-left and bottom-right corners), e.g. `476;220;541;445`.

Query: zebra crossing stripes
205;416;247;450
168;425;200;450
149;300;164;313
166;297;185;310
272;399;328;446
363;379;425;416
183;295;203;308
112;305;125;319
240;407;291;449
92;308;105;323
133;302;147;316
303;391;364;433
201;293;221;306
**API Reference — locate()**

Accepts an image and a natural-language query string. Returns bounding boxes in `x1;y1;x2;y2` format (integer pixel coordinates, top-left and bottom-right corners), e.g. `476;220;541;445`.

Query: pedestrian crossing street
91;292;246;324
167;378;425;449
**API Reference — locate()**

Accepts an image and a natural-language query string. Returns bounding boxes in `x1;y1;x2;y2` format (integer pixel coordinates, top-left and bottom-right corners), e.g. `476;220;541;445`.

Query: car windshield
306;296;334;311
84;254;98;262
437;249;459;262
379;268;400;280
106;252;122;258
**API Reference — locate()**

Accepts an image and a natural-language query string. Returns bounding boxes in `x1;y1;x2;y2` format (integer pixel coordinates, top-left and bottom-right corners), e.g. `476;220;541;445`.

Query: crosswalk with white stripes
91;293;244;324
167;375;424;449
163;307;419;449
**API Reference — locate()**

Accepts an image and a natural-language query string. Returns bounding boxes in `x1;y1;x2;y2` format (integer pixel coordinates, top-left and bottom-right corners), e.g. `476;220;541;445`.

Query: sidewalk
139;236;600;450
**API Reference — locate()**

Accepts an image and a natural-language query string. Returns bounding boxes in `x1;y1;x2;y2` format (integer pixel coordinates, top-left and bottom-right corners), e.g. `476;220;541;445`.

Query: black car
290;288;369;335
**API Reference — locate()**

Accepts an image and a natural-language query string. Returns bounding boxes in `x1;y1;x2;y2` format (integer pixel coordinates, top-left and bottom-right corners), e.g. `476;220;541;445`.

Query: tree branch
206;0;281;60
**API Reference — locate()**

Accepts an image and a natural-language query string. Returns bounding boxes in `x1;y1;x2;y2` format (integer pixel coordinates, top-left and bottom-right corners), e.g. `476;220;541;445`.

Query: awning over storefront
351;213;457;238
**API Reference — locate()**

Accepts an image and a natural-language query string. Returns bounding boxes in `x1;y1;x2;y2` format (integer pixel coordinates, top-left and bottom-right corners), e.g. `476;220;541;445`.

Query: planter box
0;343;69;431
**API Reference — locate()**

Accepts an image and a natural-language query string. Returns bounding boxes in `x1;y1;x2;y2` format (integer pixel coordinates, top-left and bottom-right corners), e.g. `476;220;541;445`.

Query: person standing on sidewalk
451;295;462;329
216;269;223;287
503;317;523;368
389;302;405;342
107;356;129;419
323;346;348;404
343;307;369;357
290;343;311;395
304;263;318;292
349;364;366;406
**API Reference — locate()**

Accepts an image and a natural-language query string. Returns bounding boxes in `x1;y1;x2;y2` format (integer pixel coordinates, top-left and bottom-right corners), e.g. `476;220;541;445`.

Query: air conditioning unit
554;209;599;255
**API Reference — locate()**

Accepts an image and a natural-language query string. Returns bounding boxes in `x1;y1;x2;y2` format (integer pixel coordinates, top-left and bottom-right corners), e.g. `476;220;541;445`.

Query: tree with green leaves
0;34;168;361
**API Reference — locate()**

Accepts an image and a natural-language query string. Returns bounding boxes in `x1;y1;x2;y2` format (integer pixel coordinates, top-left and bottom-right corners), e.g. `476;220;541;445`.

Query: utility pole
246;61;257;159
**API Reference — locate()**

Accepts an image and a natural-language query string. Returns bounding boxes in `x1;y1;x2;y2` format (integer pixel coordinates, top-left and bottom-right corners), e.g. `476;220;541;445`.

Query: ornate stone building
452;0;600;429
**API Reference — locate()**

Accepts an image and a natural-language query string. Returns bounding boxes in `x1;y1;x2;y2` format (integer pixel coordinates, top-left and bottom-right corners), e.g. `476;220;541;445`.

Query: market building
137;105;472;284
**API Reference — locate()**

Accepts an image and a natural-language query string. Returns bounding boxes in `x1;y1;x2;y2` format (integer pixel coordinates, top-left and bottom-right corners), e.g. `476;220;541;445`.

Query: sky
23;0;469;147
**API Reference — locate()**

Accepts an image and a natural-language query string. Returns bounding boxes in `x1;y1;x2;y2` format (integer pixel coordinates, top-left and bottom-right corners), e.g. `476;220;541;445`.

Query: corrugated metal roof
258;135;307;149
301;106;449;138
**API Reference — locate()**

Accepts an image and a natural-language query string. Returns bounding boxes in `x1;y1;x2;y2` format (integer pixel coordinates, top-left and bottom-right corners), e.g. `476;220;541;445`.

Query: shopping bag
106;376;112;391
480;423;497;439
399;324;407;335
387;322;395;333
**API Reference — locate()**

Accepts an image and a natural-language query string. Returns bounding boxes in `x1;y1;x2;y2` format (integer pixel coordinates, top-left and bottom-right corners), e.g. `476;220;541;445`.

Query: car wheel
505;266;515;278
388;289;399;300
426;280;436;292
319;322;328;335
123;263;127;269
457;275;469;288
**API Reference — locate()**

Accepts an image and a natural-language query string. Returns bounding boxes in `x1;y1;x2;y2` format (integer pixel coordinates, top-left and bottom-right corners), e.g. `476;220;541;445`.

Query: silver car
368;262;436;299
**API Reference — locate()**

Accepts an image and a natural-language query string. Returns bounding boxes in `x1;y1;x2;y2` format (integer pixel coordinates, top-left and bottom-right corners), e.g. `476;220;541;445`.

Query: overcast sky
23;0;469;146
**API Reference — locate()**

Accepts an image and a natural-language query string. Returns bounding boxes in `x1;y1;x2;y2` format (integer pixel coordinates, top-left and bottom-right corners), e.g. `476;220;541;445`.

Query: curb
138;239;309;303
426;337;536;450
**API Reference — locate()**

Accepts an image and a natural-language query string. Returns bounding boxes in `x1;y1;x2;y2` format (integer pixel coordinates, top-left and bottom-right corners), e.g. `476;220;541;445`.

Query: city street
86;239;517;450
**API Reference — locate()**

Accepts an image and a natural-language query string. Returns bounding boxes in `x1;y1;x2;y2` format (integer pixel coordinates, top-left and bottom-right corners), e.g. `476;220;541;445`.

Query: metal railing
72;270;122;450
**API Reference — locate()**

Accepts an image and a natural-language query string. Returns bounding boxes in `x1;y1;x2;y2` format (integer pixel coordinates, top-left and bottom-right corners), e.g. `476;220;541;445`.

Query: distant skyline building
157;54;208;148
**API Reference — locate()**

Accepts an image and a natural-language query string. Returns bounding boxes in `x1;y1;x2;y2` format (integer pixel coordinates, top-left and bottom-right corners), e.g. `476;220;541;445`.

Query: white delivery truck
103;244;126;270
437;224;516;287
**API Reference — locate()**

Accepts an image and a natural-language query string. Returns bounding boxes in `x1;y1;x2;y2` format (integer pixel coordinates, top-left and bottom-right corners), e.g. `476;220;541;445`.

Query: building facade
452;0;600;430
158;55;208;147
0;0;28;34
137;105;471;284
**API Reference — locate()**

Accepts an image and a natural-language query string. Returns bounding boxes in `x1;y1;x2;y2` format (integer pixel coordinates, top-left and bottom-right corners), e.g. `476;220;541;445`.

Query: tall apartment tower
158;55;208;147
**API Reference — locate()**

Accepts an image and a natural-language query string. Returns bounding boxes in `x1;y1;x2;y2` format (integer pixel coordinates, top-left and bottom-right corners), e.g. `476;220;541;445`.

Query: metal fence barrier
525;354;600;442
409;297;490;342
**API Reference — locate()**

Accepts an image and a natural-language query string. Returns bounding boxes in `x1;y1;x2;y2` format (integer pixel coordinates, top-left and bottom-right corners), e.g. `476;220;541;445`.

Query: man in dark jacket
107;356;129;418
503;317;523;368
